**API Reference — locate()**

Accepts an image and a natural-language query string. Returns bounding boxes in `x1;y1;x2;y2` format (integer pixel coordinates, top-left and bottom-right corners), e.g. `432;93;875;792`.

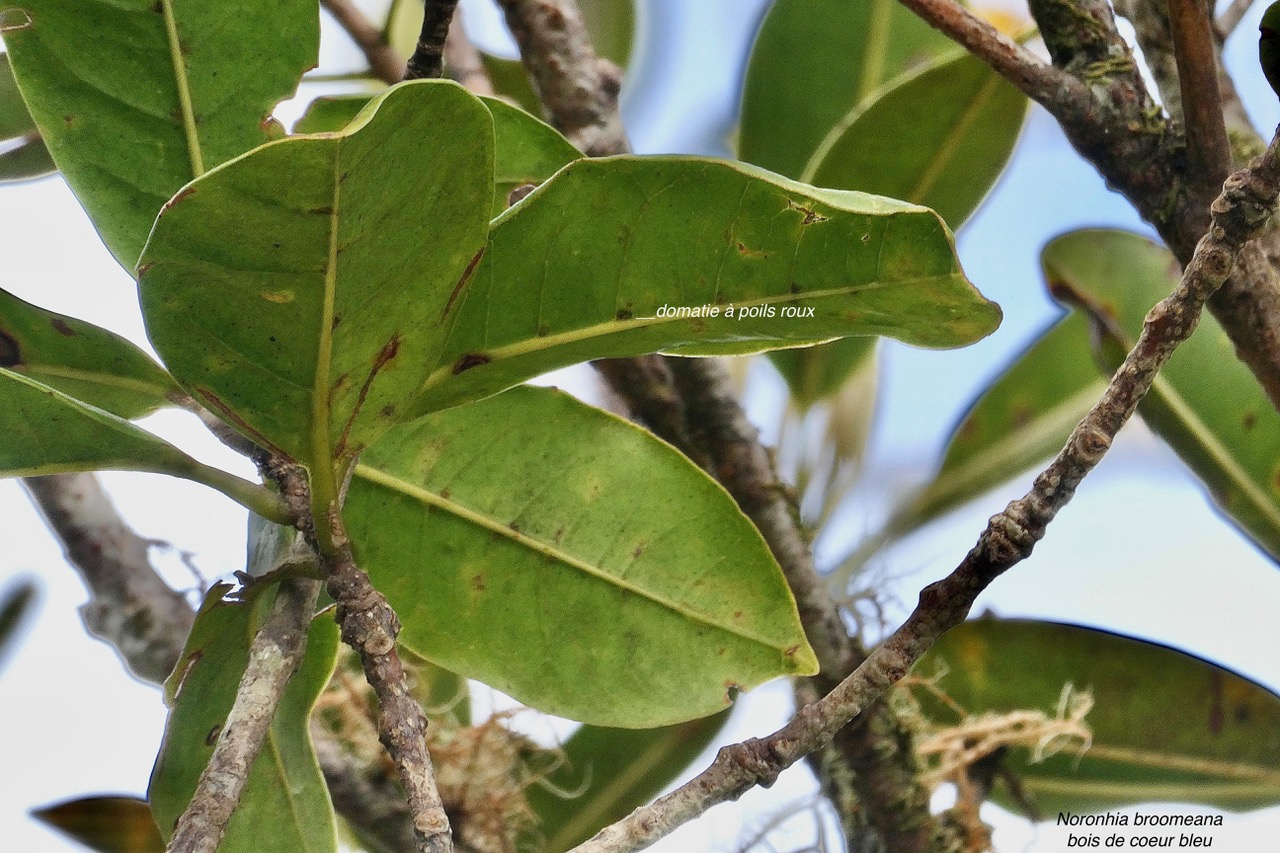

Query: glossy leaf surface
139;82;493;492
739;0;951;178
0;287;179;418
804;50;1027;228
529;711;731;850
32;796;163;853
919;619;1280;814
3;0;317;266
1044;229;1280;561
347;386;817;726
412;157;1000;414
150;584;339;852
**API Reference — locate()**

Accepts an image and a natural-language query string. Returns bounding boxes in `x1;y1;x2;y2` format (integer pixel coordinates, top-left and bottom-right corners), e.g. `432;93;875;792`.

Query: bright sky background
3;0;1280;850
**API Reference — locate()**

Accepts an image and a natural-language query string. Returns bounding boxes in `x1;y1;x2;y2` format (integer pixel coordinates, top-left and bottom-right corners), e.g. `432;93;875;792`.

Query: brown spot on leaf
50;318;75;337
784;644;800;658
1243;411;1257;431
332;314;342;329
471;574;486;591
452;352;491;374
442;248;485;320
553;525;565;543
787;199;829;225
0;330;20;366
632;542;645;559
380;404;396;418
733;610;744;620
616;307;633;321
335;335;401;459
439;488;451;500
507;182;537;207
508;521;521;533
735;241;767;259
310;205;334;215
537;324;550;337
136;261;154;277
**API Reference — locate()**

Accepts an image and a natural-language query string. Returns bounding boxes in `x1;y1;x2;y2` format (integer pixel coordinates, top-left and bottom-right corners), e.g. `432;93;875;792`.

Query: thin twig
325;526;453;853
1217;0;1257;36
320;0;405;85
23;473;194;683
167;577;323;853
569;130;1280;853
902;0;1280;410
444;10;495;95
1167;0;1232;217
495;0;627;155
404;0;461;81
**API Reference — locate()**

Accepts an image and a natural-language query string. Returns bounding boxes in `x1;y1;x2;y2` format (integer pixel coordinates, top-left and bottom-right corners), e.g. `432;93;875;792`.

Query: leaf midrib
159;0;204;178
354;463;793;653
909;71;1002;208
418;271;966;397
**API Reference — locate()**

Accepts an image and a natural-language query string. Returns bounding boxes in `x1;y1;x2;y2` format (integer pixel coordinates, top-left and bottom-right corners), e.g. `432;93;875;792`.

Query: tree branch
324;521;453;853
901;0;1280;410
167;577;322;853
320;0;405;86
404;0;460;81
570;130;1280;853
495;0;627;155
1167;0;1231;209
443;12;495;95
23;473;194;684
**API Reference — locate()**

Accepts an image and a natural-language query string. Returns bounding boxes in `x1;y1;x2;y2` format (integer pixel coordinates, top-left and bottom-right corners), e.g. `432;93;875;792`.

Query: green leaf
529;711;731;851
412;156;1000;415
32;796;164;853
294;93;579;217
0;287;180;418
918;619;1280;814
2;0;318;267
1043;229;1280;562
138;81;494;515
0;54;55;182
576;0;637;68
0;577;37;671
888;314;1104;541
150;583;339;852
347;385;818;727
803;50;1028;229
739;0;953;178
0;367;267;506
479;54;543;115
485;97;580;217
291;95;370;135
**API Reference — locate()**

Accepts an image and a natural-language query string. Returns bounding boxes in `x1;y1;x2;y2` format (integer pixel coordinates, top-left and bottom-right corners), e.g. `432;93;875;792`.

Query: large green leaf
771;50;1026;407
918;619;1280;814
0;287;179;418
803;50;1028;228
2;0;318;268
347;385;818;727
1044;229;1280;562
529;711;731;851
410;157;1000;415
0;367;282;519
139;81;493;514
32;796;164;853
150;583;339;853
0;54;55;182
738;0;952;179
294;93;580;217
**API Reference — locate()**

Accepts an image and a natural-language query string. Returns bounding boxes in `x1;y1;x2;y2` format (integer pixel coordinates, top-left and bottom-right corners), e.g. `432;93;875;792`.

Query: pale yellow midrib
354;463;791;652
